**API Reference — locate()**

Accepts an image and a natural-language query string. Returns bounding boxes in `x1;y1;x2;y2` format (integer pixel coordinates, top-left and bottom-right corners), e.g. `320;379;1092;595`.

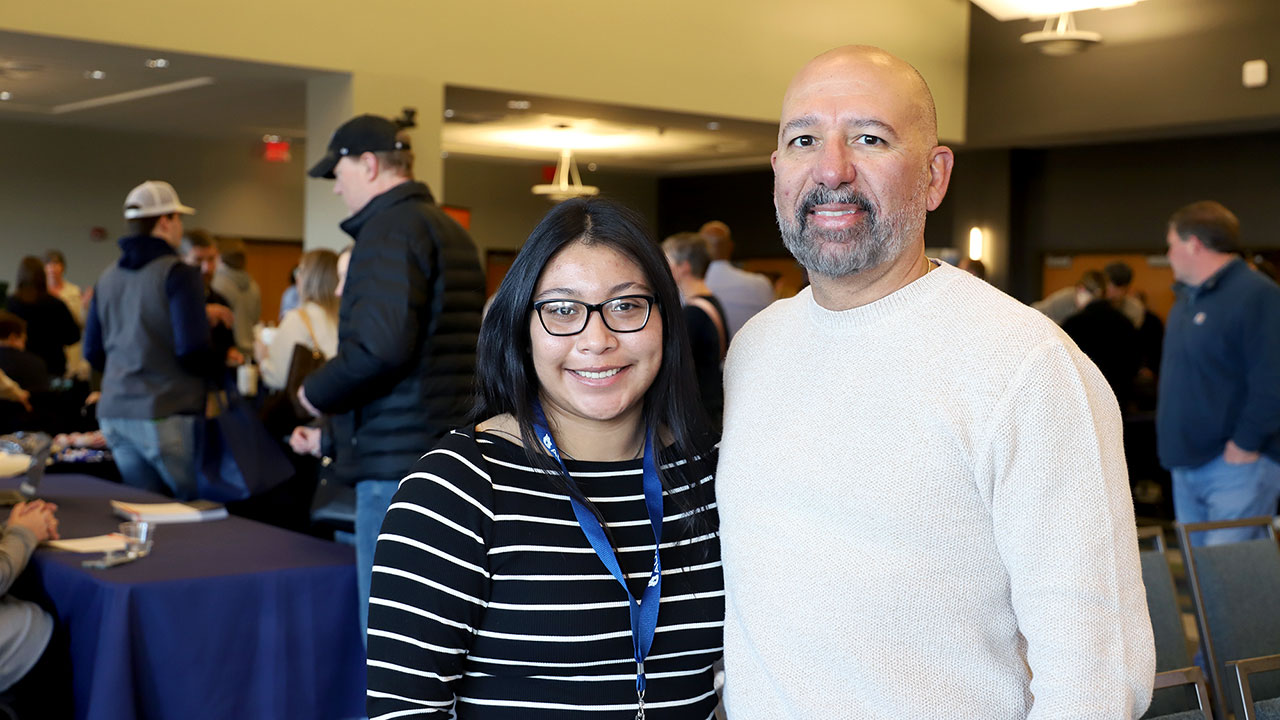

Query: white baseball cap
123;180;196;219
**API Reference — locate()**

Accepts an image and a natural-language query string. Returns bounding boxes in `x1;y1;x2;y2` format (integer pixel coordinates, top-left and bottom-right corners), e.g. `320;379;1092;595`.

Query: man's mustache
796;186;876;227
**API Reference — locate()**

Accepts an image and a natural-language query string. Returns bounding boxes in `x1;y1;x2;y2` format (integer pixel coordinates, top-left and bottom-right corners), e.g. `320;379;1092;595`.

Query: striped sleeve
367;430;495;719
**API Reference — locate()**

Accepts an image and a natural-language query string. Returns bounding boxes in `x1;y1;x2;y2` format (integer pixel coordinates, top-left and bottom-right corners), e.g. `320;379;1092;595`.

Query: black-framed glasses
533;294;656;336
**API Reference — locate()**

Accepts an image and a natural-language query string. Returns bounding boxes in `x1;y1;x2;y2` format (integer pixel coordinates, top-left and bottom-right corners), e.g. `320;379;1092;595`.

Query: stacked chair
1177;517;1280;720
1139;525;1214;720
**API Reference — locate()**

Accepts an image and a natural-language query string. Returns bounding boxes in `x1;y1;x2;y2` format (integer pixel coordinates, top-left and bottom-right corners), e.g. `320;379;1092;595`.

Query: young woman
366;198;722;719
6;257;79;379
256;248;340;392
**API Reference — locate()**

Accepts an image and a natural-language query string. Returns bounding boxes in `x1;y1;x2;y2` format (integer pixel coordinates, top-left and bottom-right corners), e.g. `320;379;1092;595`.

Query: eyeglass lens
538;296;652;335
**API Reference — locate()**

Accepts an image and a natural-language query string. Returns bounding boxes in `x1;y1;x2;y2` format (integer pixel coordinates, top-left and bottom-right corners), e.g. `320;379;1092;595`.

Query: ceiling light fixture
84;69;106;80
1020;12;1101;54
506;99;531;110
971;0;1144;54
0;92;10;101
532;148;600;202
145;58;169;69
969;0;1142;22
490;126;642;151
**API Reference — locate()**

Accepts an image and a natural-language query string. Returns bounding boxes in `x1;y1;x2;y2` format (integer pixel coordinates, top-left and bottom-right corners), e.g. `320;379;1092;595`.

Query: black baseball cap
307;114;412;179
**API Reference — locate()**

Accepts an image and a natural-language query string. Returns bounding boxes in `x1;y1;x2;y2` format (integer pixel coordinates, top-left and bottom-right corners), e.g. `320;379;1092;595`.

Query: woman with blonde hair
257;249;340;391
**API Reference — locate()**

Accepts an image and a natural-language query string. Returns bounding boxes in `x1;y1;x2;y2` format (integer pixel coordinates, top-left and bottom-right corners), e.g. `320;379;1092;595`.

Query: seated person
0;313;49;434
0;499;60;708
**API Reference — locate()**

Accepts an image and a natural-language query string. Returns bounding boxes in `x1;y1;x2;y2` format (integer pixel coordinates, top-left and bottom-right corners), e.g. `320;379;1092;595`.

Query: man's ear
359;152;380;181
925;146;954;212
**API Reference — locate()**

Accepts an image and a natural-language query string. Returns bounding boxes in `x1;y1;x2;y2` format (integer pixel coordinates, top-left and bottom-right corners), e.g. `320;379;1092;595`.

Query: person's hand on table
290;426;322;457
226;347;246;367
9;500;60;542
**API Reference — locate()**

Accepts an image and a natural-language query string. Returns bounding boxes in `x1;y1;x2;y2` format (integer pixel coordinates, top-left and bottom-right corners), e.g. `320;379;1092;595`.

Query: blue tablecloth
8;473;364;720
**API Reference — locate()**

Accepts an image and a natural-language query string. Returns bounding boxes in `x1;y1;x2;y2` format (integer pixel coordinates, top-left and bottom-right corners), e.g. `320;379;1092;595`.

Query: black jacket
1062;299;1140;411
303;181;484;485
5;294;79;378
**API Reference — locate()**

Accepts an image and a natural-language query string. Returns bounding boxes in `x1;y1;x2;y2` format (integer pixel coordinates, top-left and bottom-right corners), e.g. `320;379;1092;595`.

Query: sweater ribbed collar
804;259;957;330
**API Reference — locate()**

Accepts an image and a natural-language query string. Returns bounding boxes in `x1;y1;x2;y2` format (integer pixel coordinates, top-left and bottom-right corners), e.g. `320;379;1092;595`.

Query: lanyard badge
533;402;664;720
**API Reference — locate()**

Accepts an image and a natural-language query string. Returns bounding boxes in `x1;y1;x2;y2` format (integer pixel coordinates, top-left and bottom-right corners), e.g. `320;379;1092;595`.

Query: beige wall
2;0;970;142
4;1;970;258
0;119;304;290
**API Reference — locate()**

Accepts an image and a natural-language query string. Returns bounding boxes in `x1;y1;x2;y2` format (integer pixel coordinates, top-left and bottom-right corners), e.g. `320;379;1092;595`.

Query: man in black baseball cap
296;113;484;641
307;114;411;180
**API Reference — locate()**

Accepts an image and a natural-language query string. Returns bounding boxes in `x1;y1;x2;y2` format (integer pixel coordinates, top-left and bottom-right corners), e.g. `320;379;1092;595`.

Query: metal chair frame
1138;524;1168;553
1176;516;1280;720
1153;666;1215;720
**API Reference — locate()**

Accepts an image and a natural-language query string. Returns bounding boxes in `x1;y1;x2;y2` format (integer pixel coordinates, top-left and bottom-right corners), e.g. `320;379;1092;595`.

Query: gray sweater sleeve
0;525;38;596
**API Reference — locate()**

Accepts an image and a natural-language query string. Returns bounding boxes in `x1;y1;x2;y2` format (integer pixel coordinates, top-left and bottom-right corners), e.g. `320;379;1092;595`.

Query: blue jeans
355;479;399;643
99;416;201;501
1172;454;1280;546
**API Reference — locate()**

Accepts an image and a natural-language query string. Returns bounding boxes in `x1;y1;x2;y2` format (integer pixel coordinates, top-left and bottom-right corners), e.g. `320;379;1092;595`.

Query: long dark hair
14;256;49;304
473;197;713;535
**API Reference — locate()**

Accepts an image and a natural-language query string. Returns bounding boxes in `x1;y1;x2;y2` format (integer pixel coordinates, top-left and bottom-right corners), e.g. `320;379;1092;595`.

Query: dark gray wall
967;0;1280;147
657;171;781;259
657;169;961;262
944;130;1280;303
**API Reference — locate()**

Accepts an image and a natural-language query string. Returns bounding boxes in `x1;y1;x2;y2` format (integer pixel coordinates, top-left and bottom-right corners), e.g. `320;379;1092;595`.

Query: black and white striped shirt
366;428;723;719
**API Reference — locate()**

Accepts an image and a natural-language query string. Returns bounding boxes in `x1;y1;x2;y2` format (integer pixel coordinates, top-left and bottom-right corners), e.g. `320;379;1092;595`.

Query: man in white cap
84;180;214;500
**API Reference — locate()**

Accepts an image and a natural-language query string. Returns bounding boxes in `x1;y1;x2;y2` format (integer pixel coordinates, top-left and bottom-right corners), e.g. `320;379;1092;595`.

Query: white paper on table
46;534;128;554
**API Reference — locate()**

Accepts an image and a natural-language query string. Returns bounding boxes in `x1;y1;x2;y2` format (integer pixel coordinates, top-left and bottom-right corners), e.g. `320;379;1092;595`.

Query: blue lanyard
532;402;663;719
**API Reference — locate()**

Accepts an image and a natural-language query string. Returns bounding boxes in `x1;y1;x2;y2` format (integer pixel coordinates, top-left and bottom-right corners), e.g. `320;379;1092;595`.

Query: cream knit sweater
718;261;1154;719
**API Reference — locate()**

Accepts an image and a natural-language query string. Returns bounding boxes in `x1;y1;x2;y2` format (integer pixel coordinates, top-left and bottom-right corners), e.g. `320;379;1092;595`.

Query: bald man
699;220;775;335
716;46;1154;718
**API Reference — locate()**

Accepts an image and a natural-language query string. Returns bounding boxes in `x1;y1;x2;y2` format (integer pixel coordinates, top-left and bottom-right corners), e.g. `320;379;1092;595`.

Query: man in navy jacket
1157;200;1280;545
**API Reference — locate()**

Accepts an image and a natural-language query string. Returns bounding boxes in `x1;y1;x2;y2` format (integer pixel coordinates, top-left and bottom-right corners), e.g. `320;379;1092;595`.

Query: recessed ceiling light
0;92;10;101
84;70;106;80
507;99;532;110
706;121;721;131
145;58;169;69
443;108;455;119
587;162;598;172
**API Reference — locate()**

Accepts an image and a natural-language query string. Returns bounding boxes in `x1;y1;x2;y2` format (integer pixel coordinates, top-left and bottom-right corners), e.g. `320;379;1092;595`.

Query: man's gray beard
776;185;926;279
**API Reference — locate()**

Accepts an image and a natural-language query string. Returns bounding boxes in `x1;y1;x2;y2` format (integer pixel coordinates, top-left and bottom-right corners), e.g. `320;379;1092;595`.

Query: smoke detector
1021;13;1102;55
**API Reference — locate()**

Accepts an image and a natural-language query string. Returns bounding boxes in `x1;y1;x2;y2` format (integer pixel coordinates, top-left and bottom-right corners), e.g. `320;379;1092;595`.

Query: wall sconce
968;227;985;261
